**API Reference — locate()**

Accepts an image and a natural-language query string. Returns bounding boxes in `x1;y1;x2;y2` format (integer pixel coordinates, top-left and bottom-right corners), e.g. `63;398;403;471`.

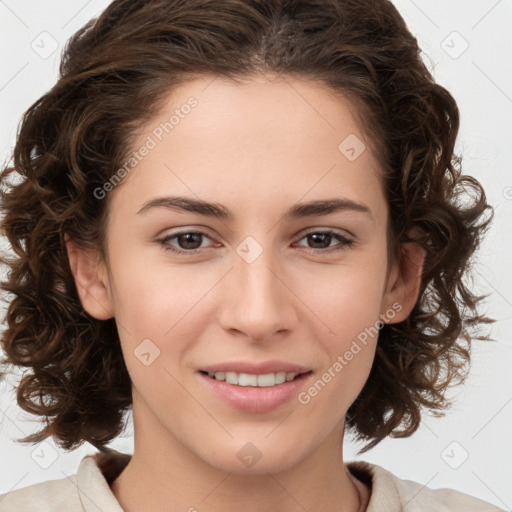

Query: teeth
238;373;258;386
207;371;300;386
225;372;238;385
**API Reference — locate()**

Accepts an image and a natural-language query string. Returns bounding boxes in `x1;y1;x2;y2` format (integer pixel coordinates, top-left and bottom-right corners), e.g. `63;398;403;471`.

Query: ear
65;234;114;320
380;241;426;324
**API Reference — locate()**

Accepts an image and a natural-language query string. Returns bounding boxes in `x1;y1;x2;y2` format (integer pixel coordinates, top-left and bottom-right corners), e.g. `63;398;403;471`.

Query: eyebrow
137;196;373;221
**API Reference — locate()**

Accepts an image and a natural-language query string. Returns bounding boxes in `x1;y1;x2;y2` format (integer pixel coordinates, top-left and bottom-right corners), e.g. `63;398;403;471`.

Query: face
67;73;424;475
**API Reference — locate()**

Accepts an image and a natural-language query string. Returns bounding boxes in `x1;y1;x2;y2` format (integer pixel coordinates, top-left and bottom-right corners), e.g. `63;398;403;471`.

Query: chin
201;437;306;476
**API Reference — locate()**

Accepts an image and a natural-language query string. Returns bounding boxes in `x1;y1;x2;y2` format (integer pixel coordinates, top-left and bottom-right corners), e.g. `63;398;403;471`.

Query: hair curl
0;0;495;454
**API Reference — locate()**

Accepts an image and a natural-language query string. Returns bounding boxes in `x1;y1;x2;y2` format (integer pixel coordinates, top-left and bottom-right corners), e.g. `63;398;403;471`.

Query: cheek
107;253;218;351
291;260;385;407
294;259;386;345
108;261;207;409
298;297;380;422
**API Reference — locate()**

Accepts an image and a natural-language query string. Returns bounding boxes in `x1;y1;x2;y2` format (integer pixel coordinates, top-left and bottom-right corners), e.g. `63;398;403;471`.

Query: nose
217;246;298;343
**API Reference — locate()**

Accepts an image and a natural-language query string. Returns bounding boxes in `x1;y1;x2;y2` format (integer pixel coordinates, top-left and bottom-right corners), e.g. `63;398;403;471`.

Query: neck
110;399;369;512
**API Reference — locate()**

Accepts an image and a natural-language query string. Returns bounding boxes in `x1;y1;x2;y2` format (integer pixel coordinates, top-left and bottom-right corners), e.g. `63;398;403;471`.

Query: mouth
198;368;314;413
199;369;313;388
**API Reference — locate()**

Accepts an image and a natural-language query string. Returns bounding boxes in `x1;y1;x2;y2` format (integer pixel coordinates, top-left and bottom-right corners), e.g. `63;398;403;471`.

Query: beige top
0;451;505;511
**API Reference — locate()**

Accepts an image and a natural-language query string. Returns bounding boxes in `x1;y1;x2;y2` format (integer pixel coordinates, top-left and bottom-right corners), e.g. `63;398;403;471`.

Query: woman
0;0;502;510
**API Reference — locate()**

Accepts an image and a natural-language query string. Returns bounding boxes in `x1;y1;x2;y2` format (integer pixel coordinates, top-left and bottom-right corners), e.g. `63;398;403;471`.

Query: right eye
157;230;216;254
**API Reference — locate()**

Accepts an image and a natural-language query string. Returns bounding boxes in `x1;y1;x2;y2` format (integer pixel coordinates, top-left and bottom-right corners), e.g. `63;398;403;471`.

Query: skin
66;73;425;512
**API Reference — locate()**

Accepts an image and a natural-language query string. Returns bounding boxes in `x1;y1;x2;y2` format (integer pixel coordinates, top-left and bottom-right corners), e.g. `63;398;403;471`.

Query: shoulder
0;451;128;512
347;460;505;512
0;474;80;512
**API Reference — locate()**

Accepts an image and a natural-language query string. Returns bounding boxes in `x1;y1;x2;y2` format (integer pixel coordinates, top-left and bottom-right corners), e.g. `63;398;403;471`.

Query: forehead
107;74;387;225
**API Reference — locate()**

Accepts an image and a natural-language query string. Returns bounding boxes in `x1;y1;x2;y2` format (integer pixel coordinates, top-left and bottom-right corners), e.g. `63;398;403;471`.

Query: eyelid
299;226;354;239
158;225;354;240
157;225;216;241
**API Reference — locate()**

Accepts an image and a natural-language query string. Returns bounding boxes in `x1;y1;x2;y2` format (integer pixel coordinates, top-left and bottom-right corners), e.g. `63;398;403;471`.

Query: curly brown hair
0;0;495;454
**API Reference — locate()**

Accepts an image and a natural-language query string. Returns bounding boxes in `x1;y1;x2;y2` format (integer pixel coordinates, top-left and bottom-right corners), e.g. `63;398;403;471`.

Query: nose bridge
219;237;296;340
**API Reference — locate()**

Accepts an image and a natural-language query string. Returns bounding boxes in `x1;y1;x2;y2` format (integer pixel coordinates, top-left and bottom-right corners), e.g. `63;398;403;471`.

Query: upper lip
200;360;312;375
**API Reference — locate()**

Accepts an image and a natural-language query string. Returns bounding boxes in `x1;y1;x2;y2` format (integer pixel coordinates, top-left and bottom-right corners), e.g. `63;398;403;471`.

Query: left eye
158;229;354;254
294;230;354;251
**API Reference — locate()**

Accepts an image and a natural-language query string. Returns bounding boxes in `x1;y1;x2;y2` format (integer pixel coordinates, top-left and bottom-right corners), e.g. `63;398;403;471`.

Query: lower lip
198;371;313;413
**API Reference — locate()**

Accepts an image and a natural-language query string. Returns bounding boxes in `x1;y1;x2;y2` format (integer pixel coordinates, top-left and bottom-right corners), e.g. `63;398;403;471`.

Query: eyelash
157;229;355;255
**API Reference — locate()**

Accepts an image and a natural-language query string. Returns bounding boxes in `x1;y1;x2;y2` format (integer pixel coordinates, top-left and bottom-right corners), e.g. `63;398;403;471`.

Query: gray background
0;0;511;509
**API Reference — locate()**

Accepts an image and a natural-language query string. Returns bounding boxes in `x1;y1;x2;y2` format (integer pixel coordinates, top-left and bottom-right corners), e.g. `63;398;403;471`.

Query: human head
0;0;494;457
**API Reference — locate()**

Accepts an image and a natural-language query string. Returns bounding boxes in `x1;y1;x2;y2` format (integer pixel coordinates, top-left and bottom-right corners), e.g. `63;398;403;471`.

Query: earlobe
381;242;426;324
64;235;114;320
